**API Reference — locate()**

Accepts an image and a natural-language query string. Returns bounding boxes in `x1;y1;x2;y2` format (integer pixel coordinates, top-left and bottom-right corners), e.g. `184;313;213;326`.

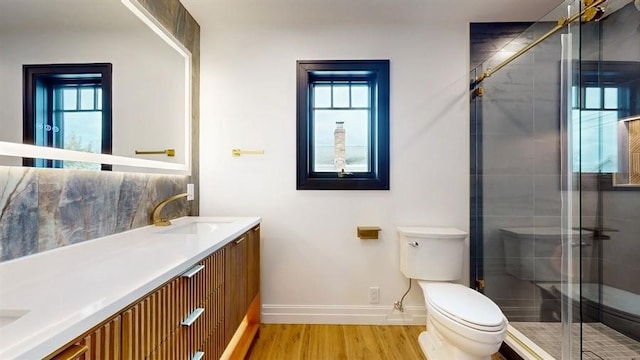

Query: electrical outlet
187;183;195;201
368;286;380;304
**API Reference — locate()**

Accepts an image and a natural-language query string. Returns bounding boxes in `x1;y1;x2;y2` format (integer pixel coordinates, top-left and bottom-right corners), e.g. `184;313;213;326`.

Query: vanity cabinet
46;225;260;360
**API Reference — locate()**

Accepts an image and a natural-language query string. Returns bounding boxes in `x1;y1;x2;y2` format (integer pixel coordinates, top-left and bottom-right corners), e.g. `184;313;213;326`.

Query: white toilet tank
398;227;467;281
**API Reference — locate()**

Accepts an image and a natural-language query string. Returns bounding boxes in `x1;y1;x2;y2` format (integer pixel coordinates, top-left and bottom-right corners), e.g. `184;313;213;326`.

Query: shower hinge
476;279;485;291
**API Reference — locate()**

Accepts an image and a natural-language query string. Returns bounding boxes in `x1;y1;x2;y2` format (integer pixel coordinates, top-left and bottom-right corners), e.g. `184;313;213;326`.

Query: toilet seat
420;282;506;332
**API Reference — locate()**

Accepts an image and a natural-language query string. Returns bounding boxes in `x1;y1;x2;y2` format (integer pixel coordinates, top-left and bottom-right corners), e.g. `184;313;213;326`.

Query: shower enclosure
470;0;640;358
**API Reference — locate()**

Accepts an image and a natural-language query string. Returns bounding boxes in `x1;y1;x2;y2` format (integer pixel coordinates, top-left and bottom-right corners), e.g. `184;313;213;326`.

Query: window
296;60;390;190
23;63;112;170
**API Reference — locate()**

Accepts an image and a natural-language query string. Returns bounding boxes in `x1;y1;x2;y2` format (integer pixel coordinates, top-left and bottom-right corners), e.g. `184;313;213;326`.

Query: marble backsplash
0;166;189;261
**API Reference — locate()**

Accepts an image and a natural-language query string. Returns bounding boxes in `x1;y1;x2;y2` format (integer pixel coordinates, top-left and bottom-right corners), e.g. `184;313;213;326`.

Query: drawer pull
235;236;246;245
254;226;260;232
191;351;205;360
181;264;205;278
181;308;204;326
54;344;89;360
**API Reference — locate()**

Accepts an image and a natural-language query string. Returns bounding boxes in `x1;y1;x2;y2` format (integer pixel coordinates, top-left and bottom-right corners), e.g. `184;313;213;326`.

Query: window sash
309;77;375;175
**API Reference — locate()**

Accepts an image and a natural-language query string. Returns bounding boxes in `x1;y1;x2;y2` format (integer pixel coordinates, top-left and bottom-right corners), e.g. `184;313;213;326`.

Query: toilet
398;226;508;360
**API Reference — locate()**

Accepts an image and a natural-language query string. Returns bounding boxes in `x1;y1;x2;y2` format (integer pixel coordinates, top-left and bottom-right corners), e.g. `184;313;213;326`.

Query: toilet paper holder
357;226;381;240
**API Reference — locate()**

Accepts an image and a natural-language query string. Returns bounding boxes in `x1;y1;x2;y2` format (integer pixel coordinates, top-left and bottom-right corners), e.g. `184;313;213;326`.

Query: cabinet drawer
148;310;202;360
202;303;227;360
121;276;189;359
147;282;225;360
121;249;226;359
197;248;225;304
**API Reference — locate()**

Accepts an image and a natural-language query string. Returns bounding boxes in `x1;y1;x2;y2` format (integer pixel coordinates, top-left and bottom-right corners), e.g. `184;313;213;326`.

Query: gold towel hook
232;149;264;157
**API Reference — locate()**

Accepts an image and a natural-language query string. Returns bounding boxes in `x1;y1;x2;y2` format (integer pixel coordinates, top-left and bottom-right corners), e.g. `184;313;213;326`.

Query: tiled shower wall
0;0;200;262
471;21;570;322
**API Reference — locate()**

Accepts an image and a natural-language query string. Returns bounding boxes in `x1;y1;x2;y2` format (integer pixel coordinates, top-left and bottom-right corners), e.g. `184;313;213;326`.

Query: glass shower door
560;2;582;358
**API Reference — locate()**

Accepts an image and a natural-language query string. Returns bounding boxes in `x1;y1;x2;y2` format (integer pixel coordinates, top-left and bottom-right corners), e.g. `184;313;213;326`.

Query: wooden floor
246;324;506;360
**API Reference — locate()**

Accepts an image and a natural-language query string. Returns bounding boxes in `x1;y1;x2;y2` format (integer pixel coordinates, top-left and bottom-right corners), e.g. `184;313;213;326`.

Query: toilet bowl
419;282;507;360
398;227;508;360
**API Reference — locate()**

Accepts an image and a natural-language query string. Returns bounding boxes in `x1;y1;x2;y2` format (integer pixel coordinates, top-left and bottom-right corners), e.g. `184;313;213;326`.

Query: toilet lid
424;283;506;331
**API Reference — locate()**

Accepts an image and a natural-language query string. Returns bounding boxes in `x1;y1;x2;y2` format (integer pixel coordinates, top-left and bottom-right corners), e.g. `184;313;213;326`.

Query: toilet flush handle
409;241;419;247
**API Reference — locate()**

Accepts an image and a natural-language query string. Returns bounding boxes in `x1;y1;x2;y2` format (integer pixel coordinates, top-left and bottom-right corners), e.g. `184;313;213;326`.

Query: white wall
199;20;470;324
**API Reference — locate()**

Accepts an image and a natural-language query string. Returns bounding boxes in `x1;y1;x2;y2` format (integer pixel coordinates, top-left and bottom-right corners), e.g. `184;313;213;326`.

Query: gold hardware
53;344;89;360
357;226;381;240
135;148;176;157
235;236;246;245
582;6;604;22
475;72;487;83
476;279;486;291
506;331;545;360
151;193;188;226
232;149;264;157
472;87;484;98
556;17;567;26
473;0;606;88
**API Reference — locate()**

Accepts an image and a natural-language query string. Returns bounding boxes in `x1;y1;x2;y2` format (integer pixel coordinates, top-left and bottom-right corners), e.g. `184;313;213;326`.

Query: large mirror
0;0;191;174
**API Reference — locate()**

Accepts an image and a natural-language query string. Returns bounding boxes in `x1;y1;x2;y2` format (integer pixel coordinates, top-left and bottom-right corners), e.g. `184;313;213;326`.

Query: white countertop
0;216;261;360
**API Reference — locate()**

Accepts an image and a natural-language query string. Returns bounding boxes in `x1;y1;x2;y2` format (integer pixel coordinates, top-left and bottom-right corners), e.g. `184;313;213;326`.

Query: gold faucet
152;193;188;226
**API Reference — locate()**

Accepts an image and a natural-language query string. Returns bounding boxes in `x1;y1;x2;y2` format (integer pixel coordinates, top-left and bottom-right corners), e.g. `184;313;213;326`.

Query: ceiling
181;0;566;27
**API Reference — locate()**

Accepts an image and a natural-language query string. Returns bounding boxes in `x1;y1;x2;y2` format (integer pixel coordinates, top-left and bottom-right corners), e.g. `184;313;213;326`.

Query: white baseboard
261;304;427;325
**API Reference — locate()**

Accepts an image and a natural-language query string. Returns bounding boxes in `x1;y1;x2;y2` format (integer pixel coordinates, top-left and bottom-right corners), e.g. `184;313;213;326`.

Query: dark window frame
296;60;390;190
23;63;112;170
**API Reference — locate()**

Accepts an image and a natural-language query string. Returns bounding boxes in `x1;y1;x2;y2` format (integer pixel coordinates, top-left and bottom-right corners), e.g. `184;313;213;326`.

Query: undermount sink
0;309;29;328
159;221;232;235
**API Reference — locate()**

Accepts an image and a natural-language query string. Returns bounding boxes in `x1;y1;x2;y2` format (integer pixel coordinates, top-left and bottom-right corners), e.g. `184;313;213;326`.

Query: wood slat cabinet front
224;233;249;343
47;225;260;360
221;225;261;359
49;316;121;360
120;276;186;359
247;226;260;308
148;247;228;360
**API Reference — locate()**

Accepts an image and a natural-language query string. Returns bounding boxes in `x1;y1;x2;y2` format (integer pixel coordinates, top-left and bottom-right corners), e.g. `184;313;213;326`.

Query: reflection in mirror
0;0;191;174
23;63;113;170
572;61;640;187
